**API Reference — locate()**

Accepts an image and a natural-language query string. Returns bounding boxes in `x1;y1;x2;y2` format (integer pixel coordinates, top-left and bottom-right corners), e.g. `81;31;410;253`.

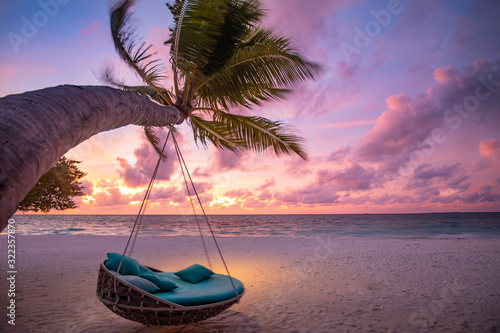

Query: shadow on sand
134;311;262;333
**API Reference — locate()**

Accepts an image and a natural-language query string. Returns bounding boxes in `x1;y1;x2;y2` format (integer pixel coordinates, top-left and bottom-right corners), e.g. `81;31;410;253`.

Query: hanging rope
171;130;240;301
171;129;212;270
116;129;172;282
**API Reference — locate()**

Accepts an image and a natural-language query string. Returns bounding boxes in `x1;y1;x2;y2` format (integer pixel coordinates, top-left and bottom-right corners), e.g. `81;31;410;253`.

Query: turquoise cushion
105;253;140;276
139;264;154;275
141;273;178;292
121;275;160;293
175;264;214;283
155;273;244;306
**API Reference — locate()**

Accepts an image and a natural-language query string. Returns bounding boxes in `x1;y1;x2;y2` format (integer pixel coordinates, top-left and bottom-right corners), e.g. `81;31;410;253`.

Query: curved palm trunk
0;85;184;229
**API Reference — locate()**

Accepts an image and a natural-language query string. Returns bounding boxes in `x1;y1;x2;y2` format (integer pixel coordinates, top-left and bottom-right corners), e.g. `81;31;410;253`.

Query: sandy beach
1;235;499;332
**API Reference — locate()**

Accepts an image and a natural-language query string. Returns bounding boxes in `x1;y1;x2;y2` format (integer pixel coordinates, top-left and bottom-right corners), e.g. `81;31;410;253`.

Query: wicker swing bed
96;128;244;326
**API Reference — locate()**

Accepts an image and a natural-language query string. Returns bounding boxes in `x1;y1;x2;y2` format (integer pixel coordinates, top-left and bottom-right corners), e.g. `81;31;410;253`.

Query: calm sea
4;213;500;239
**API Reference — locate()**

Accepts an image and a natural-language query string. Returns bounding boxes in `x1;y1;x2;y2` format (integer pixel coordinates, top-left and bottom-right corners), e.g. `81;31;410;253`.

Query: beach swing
96;127;244;326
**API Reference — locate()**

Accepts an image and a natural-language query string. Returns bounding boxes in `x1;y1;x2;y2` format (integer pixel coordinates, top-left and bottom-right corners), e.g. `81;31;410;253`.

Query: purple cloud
356;59;500;174
285;158;312;177
215;149;244;171
191;182;213;195
258;189;273;201
80;179;93;196
131;186;181;202
242;197;269;209
94;188;130;207
262;0;345;52
479;138;500;158
256;178;276;191
80;19;102;39
317;160;376;190
327;146;353;162
116;132;178;187
224;188;252;199
405;163;470;190
472;138;500;171
193;149;246;177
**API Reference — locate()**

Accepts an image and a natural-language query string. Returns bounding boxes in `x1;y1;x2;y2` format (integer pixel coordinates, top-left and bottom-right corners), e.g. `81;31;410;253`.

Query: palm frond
143;126;168;160
166;0;265;106
189;114;240;151
101;66;176;105
100;65;126;88
211;110;307;159
127;86;176;106
194;27;324;109
171;0;188;68
202;0;262;76
166;0;262;74
110;0;173;105
166;0;223;74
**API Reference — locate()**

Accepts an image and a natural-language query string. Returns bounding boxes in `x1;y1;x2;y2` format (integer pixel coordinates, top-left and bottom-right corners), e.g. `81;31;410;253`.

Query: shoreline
6;213;500;240
1;235;499;332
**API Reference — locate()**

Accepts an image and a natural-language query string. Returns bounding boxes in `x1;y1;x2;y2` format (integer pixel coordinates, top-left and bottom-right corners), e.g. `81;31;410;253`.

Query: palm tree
106;0;322;159
0;0;322;229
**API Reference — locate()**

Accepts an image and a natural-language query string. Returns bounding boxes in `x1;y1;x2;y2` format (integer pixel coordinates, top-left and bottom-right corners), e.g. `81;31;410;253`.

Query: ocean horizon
5;212;500;239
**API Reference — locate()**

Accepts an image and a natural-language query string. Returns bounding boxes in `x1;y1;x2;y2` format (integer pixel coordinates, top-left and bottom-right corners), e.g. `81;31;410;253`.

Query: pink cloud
317;160;376;191
94;188;130;207
258;189;273;201
209;58;500;211
405;163;470;191
81;19;102;39
130;186;184;203
285;158;312;177
0;64;57;81
191;181;213;195
434;65;460;83
356;59;500;174
327;146;352;162
262;0;346;51
340;193;406;206
215;150;244;170
472;138;500;171
116;132;178;187
479;138;500;158
80;179;93;196
242;197;269;209
428;191;500;205
224;188;252;199
1;65;21;78
274;184;340;206
193;149;246;177
256;178;276;191
356;92;442;172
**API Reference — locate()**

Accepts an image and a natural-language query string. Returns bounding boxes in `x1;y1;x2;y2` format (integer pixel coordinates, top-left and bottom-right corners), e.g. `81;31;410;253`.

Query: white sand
1;235;499;332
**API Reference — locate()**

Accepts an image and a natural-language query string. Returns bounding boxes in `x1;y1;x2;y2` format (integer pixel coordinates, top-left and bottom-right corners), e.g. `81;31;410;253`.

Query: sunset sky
1;0;499;215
